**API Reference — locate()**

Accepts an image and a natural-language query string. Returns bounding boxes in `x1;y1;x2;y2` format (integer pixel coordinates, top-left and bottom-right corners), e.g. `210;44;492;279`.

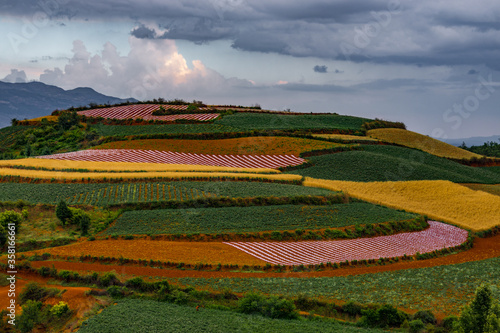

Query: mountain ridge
0;81;137;128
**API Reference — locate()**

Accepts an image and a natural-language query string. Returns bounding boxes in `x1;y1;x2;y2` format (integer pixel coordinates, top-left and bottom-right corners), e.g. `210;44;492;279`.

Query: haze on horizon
1;0;500;139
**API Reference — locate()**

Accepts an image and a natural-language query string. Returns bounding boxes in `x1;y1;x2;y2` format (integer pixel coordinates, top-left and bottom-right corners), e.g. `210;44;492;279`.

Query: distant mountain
443;136;500;147
0;81;137;128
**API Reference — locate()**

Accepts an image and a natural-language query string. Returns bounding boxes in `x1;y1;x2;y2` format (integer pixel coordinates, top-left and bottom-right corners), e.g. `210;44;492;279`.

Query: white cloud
39;37;252;100
1;69;27;83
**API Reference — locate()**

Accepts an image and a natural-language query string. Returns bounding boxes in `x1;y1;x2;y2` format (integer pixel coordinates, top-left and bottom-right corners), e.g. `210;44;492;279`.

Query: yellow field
312;134;378;142
304;178;500;231
0;166;301;183
367;128;482;160
0;158;279;174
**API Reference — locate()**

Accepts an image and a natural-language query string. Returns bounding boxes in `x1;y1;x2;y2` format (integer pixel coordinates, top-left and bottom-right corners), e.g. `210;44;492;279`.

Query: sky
1;0;499;139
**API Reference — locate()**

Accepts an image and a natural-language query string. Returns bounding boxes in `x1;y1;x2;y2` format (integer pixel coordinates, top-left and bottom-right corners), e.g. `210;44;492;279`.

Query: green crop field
481;166;500;176
78;299;382;333
216;113;371;131
290;145;500;183
0;181;335;205
103;202;418;236
95;123;240;137
168;257;500;317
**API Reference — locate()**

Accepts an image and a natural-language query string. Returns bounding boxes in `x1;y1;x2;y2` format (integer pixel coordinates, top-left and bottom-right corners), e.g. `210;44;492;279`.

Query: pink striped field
223;221;468;265
77;104;219;121
36;149;306;169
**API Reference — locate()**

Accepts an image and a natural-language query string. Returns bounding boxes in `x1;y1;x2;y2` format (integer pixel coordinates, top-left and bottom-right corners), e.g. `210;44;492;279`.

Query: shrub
19;283;49;305
0;210;22;233
409;319;425;333
17;300;42;333
456;284;500;333
50;301;69;317
412;309;436;324
342;300;363;317
361;304;408;328
238;293;298;320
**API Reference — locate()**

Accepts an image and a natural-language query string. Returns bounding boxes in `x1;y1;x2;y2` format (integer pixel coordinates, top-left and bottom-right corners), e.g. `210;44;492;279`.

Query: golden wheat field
0;158;280;174
303;178;500;231
367;128;483;160
0;166;302;182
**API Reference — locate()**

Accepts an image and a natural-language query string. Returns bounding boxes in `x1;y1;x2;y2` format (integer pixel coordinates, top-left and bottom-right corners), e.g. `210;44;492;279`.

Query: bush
238;293;298;320
19;283;48;305
0;210;22;233
50;301;69;317
409;319;425;333
342;300;363;317
17;300;42;333
412;309;436;324
361;304;408;328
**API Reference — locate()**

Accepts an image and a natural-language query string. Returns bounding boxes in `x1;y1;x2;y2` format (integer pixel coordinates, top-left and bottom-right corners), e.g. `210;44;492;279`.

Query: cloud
39;37;253;100
468;69;479;75
2;0;500;69
1;69;27;83
313;65;327;73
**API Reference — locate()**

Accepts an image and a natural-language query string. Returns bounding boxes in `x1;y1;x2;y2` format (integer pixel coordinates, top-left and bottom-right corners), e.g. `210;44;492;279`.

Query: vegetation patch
289;145;500;183
103;203;418;236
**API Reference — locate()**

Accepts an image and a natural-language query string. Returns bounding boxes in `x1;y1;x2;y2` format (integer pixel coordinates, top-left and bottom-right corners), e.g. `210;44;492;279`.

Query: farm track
28;233;500;279
37;149;305;169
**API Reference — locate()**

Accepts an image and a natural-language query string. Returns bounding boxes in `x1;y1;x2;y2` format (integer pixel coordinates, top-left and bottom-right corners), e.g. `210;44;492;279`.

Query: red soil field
93;137;342;156
29;234;500;280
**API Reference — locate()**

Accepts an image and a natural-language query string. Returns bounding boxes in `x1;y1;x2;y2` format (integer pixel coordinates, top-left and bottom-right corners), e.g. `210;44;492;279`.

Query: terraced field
95;123;239;137
289;145;500;183
38;149;306;169
103;203;418;236
93;137;343;156
0;181;334;205
216;113;370;131
367;128;482;159
225;221;467;265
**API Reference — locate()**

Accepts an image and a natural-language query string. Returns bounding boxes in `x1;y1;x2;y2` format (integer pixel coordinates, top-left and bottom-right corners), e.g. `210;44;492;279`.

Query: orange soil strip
92;137;342;156
0;271;93;319
29;239;267;266
29;234;500;279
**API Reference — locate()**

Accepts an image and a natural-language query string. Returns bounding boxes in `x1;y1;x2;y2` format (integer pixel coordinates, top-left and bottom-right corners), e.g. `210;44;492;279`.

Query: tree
0;211;22;234
57;110;79;131
455;284;500;333
73;210;91;236
55;200;72;225
17;300;42;333
11;118;18;126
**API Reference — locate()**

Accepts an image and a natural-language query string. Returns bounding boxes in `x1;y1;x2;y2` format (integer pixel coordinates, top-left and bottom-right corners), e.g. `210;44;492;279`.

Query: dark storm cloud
313;65;328;73
3;0;500;69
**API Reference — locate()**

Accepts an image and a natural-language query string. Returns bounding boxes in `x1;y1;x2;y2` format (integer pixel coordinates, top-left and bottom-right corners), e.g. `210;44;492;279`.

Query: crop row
0;181;333;205
224;221;467;265
77;104;217;120
103;202;419;236
37;149;306;169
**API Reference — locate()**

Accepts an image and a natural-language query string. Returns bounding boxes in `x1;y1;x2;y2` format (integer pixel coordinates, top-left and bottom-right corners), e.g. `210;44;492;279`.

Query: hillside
0;81;136;128
0;101;498;332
